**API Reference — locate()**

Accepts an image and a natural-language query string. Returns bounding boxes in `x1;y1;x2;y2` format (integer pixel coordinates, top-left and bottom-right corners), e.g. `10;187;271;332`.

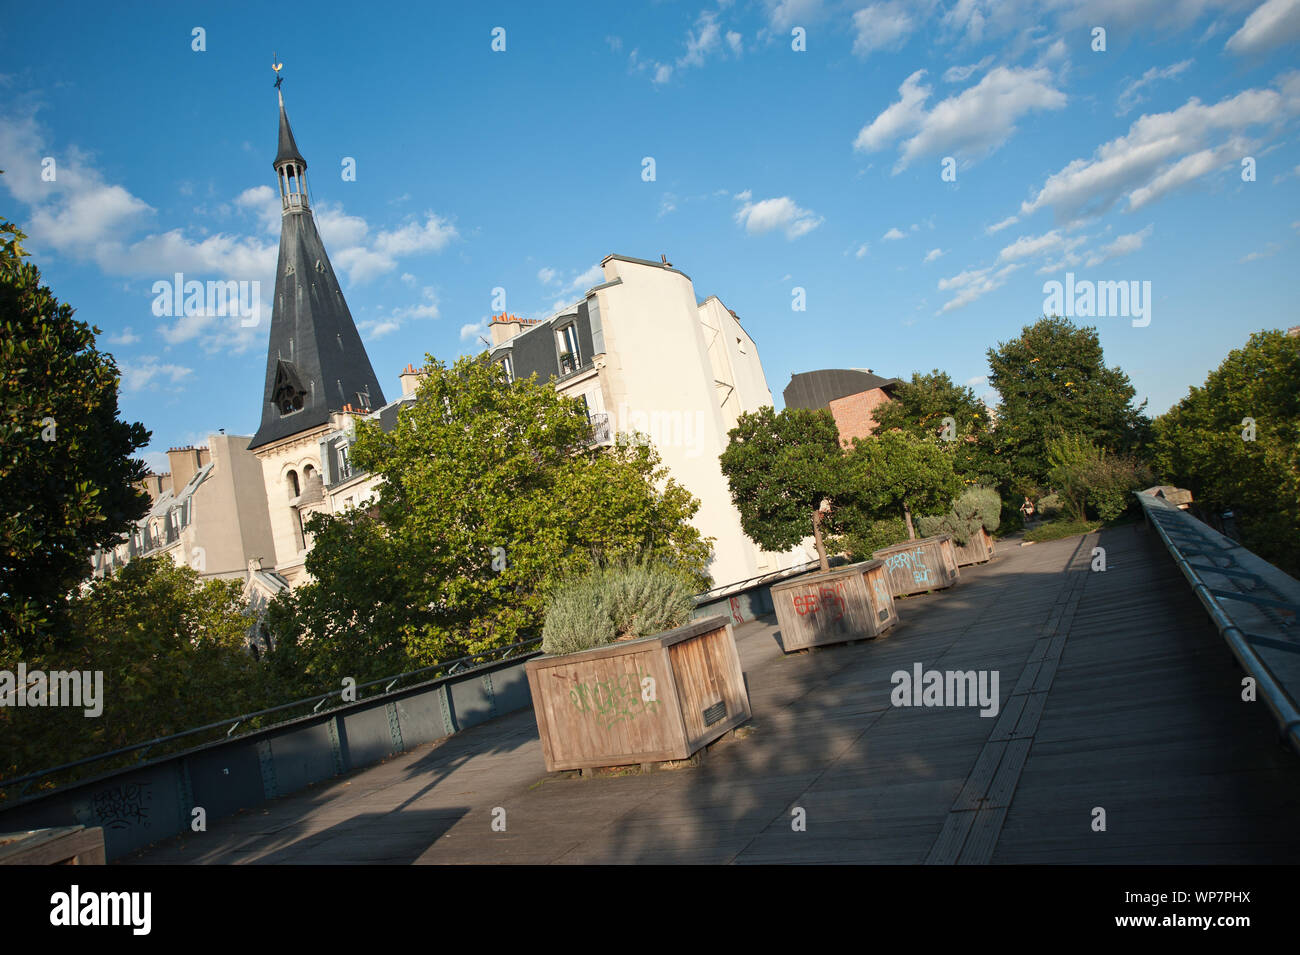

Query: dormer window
556;323;580;375
272;359;307;417
498;354;514;383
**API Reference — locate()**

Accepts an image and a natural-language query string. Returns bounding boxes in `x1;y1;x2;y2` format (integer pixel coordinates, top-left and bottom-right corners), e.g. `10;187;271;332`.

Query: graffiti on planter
92;781;152;831
873;579;892;614
570;667;661;729
791;580;846;622
885;548;932;586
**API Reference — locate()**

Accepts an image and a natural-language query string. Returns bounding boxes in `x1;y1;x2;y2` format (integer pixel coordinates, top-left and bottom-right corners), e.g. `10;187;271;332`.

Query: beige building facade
477;253;795;587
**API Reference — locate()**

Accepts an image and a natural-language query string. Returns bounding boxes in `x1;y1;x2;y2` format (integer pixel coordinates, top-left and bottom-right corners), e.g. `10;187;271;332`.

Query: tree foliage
1;557;287;793
719;406;844;570
986;316;1149;493
0;214;150;652
1152;329;1300;575
268;355;711;683
843;431;961;539
871;370;999;484
1045;434;1152;524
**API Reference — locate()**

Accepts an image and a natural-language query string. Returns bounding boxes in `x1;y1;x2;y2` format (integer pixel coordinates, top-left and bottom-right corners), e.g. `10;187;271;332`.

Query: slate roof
274;90;307;170
250;93;385;450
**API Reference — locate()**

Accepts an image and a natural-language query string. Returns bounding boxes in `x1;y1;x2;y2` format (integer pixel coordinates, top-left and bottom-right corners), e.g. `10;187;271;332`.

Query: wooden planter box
770;560;898;652
526;615;751;772
0;826;105;865
872;535;960;597
952;527;996;566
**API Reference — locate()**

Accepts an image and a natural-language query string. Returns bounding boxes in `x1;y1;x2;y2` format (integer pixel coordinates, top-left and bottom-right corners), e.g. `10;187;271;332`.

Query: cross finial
272;53;284;89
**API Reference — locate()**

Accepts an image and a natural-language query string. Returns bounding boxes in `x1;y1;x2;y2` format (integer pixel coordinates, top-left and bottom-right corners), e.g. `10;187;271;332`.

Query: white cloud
882;227;906;240
460;319;491;343
966;375;987;386
1085;224;1154;266
943;55;994;83
680;11;723;68
999;229;1068;261
734;195;823;239
633;8;742;86
566;264;605;292
538;267;559;285
985;215;1019;234
1226;0;1300;56
1117;60;1193;115
118;356;193;393
924;248;945;262
1238;243;1281;262
856;66;1066;171
854;70;930;153
373;214;457;257
852;2;917;57
762;0;826;31
855;243;871;258
937;263;1020;313
358;319;401;340
1021;73;1300;223
106;327;140;346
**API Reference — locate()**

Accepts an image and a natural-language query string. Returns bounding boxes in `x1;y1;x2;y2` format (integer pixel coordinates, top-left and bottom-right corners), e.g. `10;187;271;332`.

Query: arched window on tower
287;469;300;498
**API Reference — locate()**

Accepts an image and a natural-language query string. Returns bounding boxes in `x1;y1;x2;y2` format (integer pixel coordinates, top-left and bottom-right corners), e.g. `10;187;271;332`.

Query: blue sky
2;0;1298;474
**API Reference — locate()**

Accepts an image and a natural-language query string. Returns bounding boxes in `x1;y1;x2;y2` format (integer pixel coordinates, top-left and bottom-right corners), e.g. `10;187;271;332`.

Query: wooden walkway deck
124;522;1300;864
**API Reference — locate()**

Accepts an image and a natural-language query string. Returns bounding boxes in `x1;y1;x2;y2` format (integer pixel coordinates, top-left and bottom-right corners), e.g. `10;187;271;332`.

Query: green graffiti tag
569;667;661;729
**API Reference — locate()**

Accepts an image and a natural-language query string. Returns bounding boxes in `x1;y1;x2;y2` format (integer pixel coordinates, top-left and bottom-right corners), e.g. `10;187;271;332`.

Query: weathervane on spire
272;53;284;89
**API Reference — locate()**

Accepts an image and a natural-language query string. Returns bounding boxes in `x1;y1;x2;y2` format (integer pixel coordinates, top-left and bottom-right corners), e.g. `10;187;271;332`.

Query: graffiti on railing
570;667;661;729
91;781;152;832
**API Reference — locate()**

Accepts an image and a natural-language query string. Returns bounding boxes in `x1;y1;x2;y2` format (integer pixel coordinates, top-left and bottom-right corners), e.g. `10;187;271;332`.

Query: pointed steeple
275;90;307;171
249;85;385;451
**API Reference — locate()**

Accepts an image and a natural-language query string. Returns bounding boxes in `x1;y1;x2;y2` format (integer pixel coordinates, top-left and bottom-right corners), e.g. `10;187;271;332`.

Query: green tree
1152;329;1300;575
844;431;961;540
986;316;1149;493
0;214;150;652
719;406;844;572
268;354;711;683
871;369;999;484
1;556;283;793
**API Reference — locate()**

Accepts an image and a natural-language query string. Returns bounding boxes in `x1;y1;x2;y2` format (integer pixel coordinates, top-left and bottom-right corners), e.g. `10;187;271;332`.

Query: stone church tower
248;85;386;585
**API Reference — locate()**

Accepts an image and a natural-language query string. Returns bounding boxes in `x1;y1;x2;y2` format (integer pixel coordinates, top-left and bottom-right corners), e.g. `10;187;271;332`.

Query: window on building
499;354;514;383
303;464;316;487
287;469;300;498
556;324;580;374
337;445;352;480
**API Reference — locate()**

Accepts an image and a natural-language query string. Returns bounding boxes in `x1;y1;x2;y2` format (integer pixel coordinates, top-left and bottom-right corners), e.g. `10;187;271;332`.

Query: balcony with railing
585;412;613;447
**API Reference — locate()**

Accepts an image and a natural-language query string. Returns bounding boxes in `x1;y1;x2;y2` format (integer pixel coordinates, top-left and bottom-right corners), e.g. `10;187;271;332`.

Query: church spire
273;86;310;214
249;70;386;451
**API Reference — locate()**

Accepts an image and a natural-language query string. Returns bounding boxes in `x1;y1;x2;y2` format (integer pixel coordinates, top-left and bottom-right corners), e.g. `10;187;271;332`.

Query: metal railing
1136;491;1300;755
0;637;541;803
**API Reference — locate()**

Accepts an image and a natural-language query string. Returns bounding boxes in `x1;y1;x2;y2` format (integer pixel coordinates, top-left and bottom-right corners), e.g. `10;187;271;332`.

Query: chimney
399;362;426;397
490;312;524;347
167;446;205;490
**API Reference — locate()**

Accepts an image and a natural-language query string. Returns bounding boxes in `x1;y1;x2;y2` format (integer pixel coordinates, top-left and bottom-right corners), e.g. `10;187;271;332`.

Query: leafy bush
916;486;1001;544
1045;434;1152;523
836;517;910;562
540;561;696;655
